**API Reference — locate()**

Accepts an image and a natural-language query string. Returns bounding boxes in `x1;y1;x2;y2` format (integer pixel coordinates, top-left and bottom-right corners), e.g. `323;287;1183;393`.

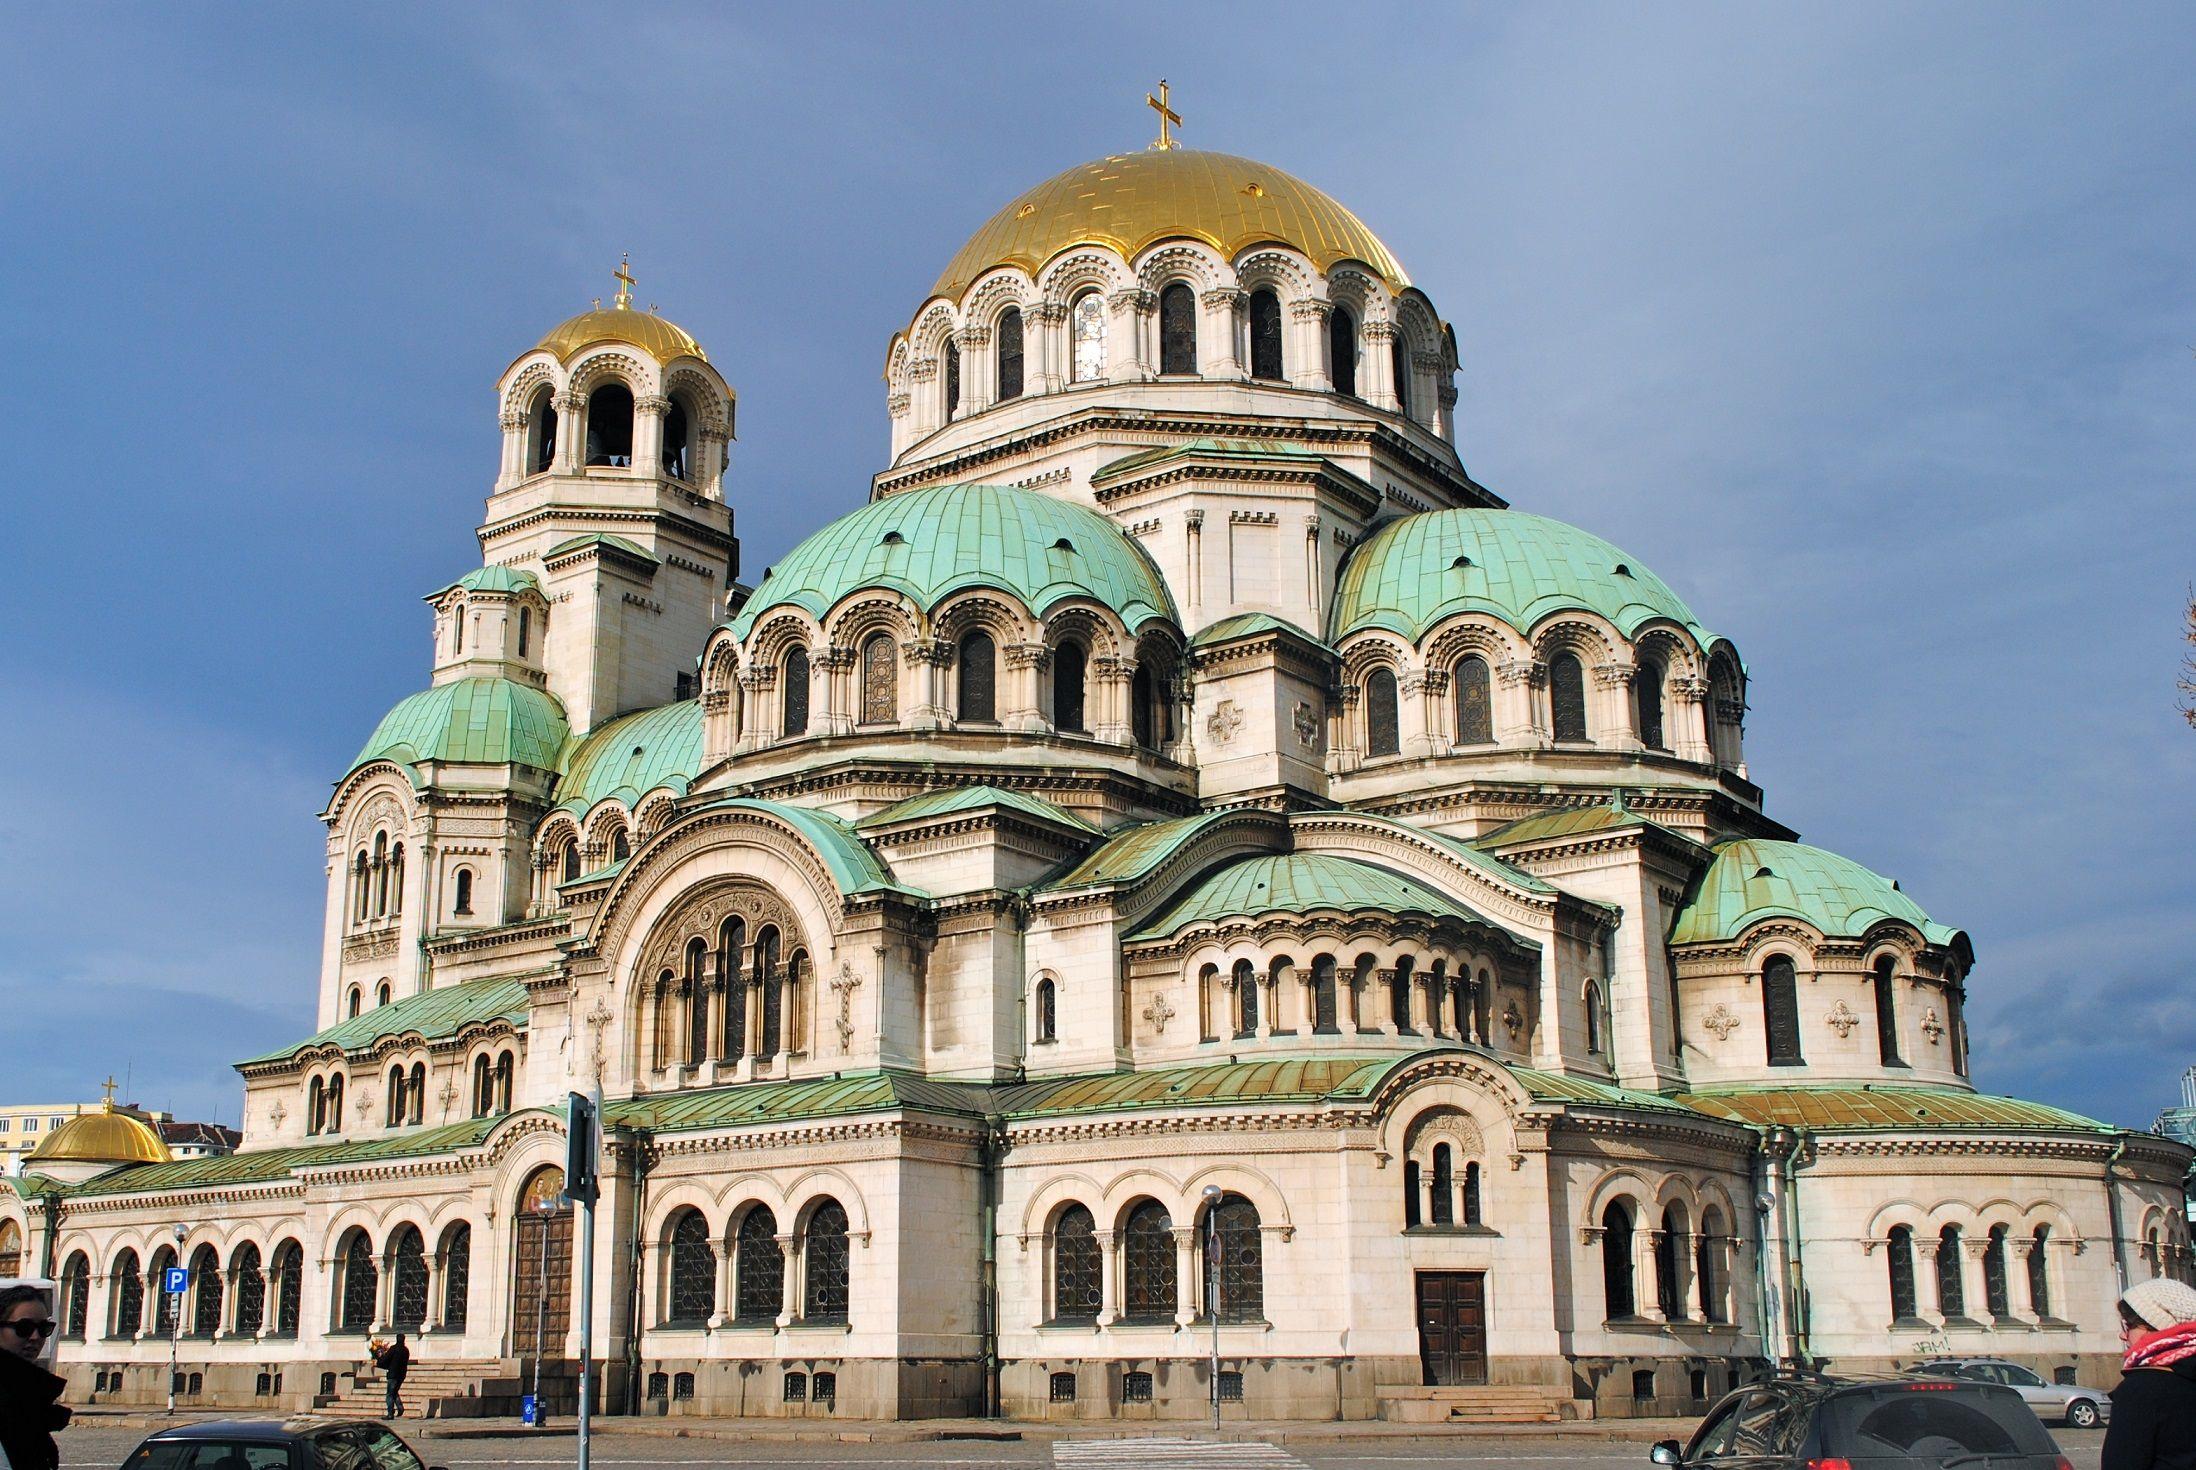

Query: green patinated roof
546;533;659;565
858;786;1096;834
430;565;542;599
1674;1085;2111;1133
1669;839;1963;949
999;1055;1397;1117
726;484;1177;639
240;977;530;1067
1096;437;1332;482
1330;509;1716;647
1188;612;1333;652
1127;852;1507;941
556;700;703;813
1041;811;1245;891
1477;799;1677;850
1509;1067;1698;1115
19;1117;503;1198
606;1070;988;1133
689;798;921;898
351;677;570;774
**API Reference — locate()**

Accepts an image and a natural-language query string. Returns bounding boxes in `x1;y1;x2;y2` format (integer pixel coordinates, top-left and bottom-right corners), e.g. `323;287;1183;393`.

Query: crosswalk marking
1055;1438;1309;1470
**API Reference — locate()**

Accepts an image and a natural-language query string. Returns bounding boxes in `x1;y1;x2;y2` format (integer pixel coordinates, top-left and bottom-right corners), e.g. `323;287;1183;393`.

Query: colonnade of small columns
646;950;810;1081
1588;1205;1741;1328
1190;950;1512;1049
496;381;728;497
645;1224;847;1331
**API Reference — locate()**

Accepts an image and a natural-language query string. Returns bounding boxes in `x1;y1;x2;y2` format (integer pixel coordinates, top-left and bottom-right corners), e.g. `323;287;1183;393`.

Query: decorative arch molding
643;1180;726;1238
1578;1167;1661;1234
908;304;960;364
931;590;1038;646
1014;1170;1112;1243
704;1173;794;1232
499;356;563;414
629;876;807;1004
963;271;1035;329
1232;247;1320;300
325;763;422;823
747;611;823;669
1101;809;1291;932
1098;1169;1191;1229
823;593;920;650
1530;615;1622;667
1134;242;1226;295
1421;616;1530;671
566;349;658;398
633;792;680;841
662;368;731;436
1180;1161;1295;1239
1401;1104;1489;1161
1038;249;1135;306
1629;622;1706;680
1326;265;1389;323
1369;1053;1534;1138
1042;602;1129;661
783;1167;875;1242
1288;810;1572;935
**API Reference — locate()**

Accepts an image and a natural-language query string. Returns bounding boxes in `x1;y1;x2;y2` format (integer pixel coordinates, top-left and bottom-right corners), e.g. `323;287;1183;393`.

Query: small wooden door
1417;1271;1488;1386
511;1165;573;1358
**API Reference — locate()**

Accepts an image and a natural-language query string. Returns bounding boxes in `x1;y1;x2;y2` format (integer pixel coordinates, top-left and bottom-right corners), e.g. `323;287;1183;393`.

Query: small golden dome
28;1105;172;1167
535;303;707;365
929;148;1411;303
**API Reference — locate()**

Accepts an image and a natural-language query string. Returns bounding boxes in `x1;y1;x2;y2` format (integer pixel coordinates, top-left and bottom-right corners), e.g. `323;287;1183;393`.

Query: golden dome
929;148;1411;303
28;1105;172;1168
534;303;707;365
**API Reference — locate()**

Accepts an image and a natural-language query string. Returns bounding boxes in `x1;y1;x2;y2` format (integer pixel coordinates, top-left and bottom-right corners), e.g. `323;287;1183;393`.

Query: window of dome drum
1366;668;1400;757
527;393;557;474
862;635;898;724
1391;332;1410;418
1635;660;1664;750
1052;640;1086;731
944;339;961;418
957;631;996;722
1159;282;1196;374
1762;956;1803;1065
1873;955;1903;1064
1549;654;1588;742
663;398;690;480
585;384;634;466
1070;292;1105;382
1233;959;1257;1035
1454;656;1492;743
1249;288;1283;380
782;646;810;735
996;308;1023;400
1331;306;1358;395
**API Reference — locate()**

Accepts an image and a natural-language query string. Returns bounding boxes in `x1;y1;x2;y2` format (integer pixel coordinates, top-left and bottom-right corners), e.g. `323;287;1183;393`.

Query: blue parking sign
163;1267;189;1295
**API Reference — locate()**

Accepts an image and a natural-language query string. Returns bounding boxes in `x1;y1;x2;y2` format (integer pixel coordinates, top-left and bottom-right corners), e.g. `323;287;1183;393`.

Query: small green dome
555;700;703;813
352;677;570;774
727;484;1176;640
430;565;542;599
1330;509;1714;647
1128;852;1488;941
1669;839;1964;949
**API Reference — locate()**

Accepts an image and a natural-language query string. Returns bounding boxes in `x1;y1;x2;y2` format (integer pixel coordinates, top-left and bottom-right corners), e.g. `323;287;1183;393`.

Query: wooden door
511;1166;573;1358
1416;1271;1487;1386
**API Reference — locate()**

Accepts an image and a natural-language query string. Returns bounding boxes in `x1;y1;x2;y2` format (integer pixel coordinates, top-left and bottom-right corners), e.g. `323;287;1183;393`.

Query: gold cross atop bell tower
1146;79;1182;151
612;253;637;308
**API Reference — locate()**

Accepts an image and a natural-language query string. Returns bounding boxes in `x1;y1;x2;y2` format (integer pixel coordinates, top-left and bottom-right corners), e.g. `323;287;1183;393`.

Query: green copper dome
1330;509;1715;647
1669;839;1964;949
351;677;570;774
1127;852;1492;941
554;699;703;814
726;484;1176;639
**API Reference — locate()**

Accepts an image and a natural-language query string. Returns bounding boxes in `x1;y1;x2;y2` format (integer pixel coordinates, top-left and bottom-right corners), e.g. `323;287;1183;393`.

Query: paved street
59;1423;2111;1470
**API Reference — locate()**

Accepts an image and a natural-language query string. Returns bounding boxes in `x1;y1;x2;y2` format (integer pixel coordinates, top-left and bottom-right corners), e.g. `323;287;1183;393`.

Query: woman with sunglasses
2104;1276;2196;1470
0;1283;69;1470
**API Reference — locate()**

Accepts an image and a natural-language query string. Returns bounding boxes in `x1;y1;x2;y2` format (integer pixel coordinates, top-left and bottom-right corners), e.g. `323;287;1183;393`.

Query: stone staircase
1378;1384;1583;1424
314;1359;527;1420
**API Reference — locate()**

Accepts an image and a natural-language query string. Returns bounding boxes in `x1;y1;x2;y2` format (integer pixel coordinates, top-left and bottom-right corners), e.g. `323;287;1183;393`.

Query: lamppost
166;1222;185;1414
1202;1184;1222;1430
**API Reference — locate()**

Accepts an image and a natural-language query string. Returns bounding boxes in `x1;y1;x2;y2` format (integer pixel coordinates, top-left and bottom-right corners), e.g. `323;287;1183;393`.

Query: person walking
2102;1277;2196;1470
0;1284;69;1470
372;1332;412;1419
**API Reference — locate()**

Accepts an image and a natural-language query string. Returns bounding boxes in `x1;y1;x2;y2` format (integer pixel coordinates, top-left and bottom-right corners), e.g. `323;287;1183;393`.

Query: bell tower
482;262;739;732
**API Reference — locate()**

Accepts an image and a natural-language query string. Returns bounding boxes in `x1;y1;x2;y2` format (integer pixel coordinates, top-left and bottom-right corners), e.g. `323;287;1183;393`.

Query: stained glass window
669;1210;714;1324
1071;292;1106;382
1635;660;1665;749
1602;1202;1635;1319
1984;1226;2011;1319
1763;956;1803;1065
1159;283;1197;375
1330;306;1357;395
861;635;898;724
231;1244;264;1337
996;308;1024;401
1052;1205;1100;1322
1249;289;1284;380
1392;332;1411;418
735;1208;782;1322
441;1225;470;1330
757;928;783;1057
1123;1201;1176;1321
1366;668;1400;757
1937;1225;1965;1317
390;1227;427;1331
339;1235;376;1333
944;339;961;418
1053;640;1086;732
1873;956;1901;1065
113;1250;143;1336
61;1253;89;1339
1035;977;1056;1043
782;647;809;736
1311;956;1337;1033
1206;1194;1263;1323
189;1247;223;1336
271;1242;302;1337
718;917;747;1060
686;937;709;1067
2027;1227;2050;1317
803;1200;850;1322
957;631;996;722
1550;654;1588;742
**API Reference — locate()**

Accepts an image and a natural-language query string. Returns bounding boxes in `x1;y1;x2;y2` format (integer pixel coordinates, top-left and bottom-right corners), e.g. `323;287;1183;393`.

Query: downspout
1784;1128;1814;1366
2103;1136;2129;1295
617;1125;655;1415
38;1191;63;1280
978;1118;1005;1417
1750;1136;1778;1366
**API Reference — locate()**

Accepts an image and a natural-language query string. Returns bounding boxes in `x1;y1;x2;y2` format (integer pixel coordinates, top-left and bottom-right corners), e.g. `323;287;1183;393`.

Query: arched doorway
510;1165;572;1358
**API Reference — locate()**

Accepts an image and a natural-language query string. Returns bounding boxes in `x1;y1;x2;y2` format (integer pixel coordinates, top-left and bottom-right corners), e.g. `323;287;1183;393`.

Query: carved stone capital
1109;287;1156;314
1289;298;1333;323
1004;642;1050;671
635;395;672;416
953;326;991;350
908;358;938;383
1201;287;1244;310
1361;318;1400;342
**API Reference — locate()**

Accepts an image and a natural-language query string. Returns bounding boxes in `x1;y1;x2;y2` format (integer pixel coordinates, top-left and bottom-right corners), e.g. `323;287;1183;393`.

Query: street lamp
1202;1184;1222;1430
167;1222;185;1413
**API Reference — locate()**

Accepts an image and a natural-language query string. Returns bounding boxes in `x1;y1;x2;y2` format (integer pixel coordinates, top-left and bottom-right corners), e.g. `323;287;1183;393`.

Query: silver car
1910;1357;2111;1428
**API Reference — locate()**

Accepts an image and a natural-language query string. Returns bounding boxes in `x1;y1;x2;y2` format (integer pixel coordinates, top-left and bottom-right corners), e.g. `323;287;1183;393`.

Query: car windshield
128;1442;292;1470
1823;1386;2057;1465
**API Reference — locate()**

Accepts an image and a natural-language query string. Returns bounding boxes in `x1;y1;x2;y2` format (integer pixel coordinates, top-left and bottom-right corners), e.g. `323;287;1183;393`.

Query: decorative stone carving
831;963;864;1051
1293;701;1319;750
1826;1000;1859;1038
1204;699;1243;744
1703;1004;1741;1041
1922;1008;1945;1044
1142;992;1176;1034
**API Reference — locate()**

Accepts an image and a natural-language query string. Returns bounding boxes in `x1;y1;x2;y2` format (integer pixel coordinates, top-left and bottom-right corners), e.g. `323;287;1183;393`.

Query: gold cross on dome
100;1075;119;1108
1146;79;1181;151
612;253;636;308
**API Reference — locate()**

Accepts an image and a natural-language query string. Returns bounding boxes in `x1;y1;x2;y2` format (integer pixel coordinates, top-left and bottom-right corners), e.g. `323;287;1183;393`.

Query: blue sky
2;3;2192;1130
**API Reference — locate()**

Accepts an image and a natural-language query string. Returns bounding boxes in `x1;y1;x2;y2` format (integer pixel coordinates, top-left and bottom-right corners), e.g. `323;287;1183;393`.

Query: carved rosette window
1206;1194;1263;1323
668;1210;714;1324
1123;1202;1175;1321
735;1208;782;1322
1071;292;1106;382
861;635;898;724
1052;1205;1100;1322
1159;283;1197;375
803;1200;851;1323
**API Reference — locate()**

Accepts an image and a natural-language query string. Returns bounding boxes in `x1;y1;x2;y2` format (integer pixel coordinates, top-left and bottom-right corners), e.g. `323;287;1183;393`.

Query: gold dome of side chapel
28;1101;172;1168
533;257;708;364
929;146;1412;303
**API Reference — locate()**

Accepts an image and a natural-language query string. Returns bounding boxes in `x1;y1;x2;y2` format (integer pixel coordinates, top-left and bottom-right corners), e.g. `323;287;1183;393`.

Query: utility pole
568;1089;602;1470
1202;1185;1222;1430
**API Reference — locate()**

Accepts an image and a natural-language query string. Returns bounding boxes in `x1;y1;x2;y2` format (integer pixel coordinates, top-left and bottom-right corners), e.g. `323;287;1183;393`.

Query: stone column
1005;642;1049;732
1092;656;1135;746
1670;675;1714;764
887;390;912;459
1172;1227;1201;1327
1404;669;1446;757
1107;288;1155;382
707;1243;730;1329
1287;298;1333;391
1636;1228;1667;1324
1096;1231;1120;1327
744;977;764;1072
1185;511;1205;616
1030;303;1068;394
1200;288;1244;379
1436;378;1459;443
497;408;526;489
1361;319;1400;411
553;391;585;473
1347;967;1371;1033
1373;969;1401;1038
956;325;994;416
775;1234;800;1328
1594;661;1640;751
1304;516;1324;631
1326;685;1362;774
633;394;669;479
1496;659;1546;745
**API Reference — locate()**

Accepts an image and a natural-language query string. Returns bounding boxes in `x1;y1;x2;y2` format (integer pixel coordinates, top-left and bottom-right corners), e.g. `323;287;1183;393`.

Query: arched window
1873;955;1902;1065
1233;958;1258;1035
1430;1145;1455;1226
377;981;391;1007
352;852;370;923
1947;977;1969;1079
1159;282;1197;375
1070;291;1106;383
389;1226;427;1331
2027;1226;2051;1318
1635;658;1665;750
1034;977;1056;1044
668;1209;714;1324
1403;1159;1422;1227
373;832;390;916
189;1245;223;1337
326;1073;344;1128
1132;664;1158;748
408;1061;425;1124
957;631;997;722
1585;981;1605;1055
308;1076;325;1134
1392;331;1412;418
717;918;747;1060
1601;1201;1636;1319
347;985;362;1019
1391;955;1414;1030
270;1241;302;1337
1311;955;1338;1033
339;1233;376;1333
518;606;531;659
1248;288;1283;380
440;1224;470;1330
1052;1205;1100;1323
1984;1225;2011;1319
471;1055;491;1117
453;867;474;916
1550;653;1588;743
782;647;810;736
584;383;634;467
1052;640;1086;732
734;1207;783;1323
1655;1207;1684;1320
389;842;405;916
996;308;1024;401
1936;1225;1966;1318
662;398;691;481
1762;955;1804;1065
387;1065;407;1126
1330;306;1358;396
527;391;558;475
1365;668;1400;757
1454;656;1492;744
803;1200;850;1323
493;1052;513;1113
1123;1201;1176;1321
55;1252;88;1340
756;928;783;1057
112;1249;143;1336
610;827;630;864
230;1243;264;1337
861;634;898;724
453;607;464;656
1205;1193;1263;1323
1464;1162;1483;1227
561;839;581;884
685;936;710;1067
944;338;961;418
1697;1210;1727;1323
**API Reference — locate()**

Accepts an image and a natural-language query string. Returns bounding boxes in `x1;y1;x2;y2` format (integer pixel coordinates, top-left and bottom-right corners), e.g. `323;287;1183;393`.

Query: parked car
1906;1356;2111;1429
1649;1372;2073;1469
120;1419;448;1470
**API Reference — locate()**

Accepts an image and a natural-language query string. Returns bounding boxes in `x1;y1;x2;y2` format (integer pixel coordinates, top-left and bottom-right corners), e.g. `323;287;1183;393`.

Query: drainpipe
38;1191;63;1280
1750;1135;1778;1368
2103;1137;2130;1295
1783;1129;1813;1366
978;1119;1005;1417
617;1125;655;1415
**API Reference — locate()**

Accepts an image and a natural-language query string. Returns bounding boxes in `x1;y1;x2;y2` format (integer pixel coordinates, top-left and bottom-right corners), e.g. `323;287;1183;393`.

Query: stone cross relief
1204;699;1243;745
1921;1007;1945;1044
831;963;864;1051
1702;1004;1741;1041
436;1079;459;1119
268;1100;287;1130
585;998;616;1082
1825;1000;1859;1038
1142;991;1176;1035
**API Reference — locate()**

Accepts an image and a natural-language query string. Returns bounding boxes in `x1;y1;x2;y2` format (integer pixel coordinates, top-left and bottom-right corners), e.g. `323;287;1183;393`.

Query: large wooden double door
510;1165;573;1358
1416;1271;1488;1386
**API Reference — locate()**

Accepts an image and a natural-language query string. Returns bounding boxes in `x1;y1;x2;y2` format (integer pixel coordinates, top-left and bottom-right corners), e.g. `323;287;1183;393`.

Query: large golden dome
28;1105;172;1168
929;148;1411;302
534;302;707;364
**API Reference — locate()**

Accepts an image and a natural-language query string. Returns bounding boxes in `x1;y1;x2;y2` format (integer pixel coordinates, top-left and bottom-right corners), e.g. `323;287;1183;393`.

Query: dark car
1649;1373;2073;1468
120;1419;449;1470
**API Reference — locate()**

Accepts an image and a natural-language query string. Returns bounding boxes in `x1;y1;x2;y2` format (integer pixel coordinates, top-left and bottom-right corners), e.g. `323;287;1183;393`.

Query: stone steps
314;1360;515;1420
1378;1385;1580;1424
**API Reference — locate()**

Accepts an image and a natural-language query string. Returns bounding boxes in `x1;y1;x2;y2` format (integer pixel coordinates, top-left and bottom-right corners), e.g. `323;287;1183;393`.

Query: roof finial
1146;79;1182;151
613;253;636;309
100;1074;119;1111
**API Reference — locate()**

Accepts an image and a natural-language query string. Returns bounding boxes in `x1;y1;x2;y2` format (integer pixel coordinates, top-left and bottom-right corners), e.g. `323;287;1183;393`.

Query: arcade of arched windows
1871;1203;2108;1328
347;824;409;933
72;1234;312;1343
1033;1189;1270;1329
526;808;643;915
495;348;732;498
1585;1177;1742;1329
298;1035;516;1140
639;886;814;1079
1399;1108;1488;1231
645;1194;862;1330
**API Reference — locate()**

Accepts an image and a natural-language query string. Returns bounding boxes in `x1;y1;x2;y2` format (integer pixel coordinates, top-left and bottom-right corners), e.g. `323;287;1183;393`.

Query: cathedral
7;120;2191;1425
